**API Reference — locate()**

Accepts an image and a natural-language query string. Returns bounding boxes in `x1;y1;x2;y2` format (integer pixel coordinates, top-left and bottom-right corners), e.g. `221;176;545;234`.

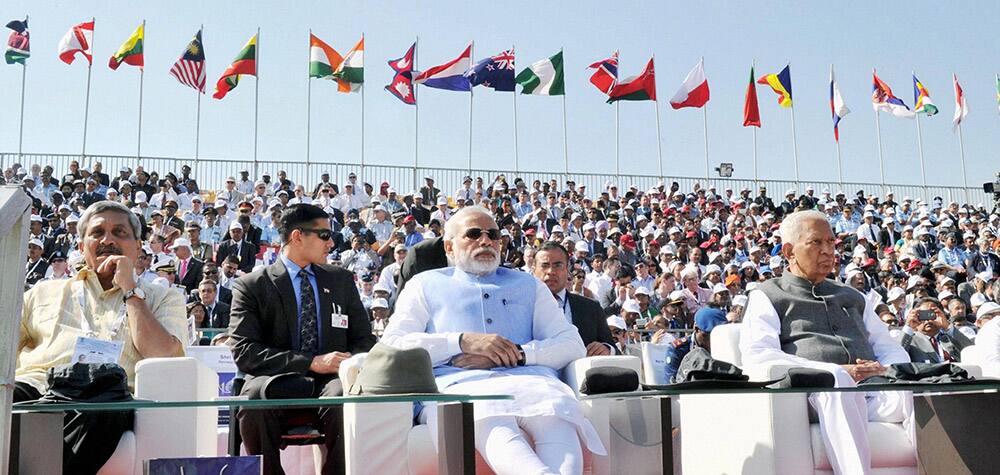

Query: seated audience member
198;279;231;329
741;210;912;475
896;297;974;363
532;241;618;355
607;316;628;354
382;207;605;475
664;307;728;383
16;201;186;474
974;303;1000;365
229;204;376;475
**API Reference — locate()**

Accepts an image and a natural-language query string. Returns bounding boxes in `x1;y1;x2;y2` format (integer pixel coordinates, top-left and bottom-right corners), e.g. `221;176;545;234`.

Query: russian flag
414;44;471;92
829;66;850;141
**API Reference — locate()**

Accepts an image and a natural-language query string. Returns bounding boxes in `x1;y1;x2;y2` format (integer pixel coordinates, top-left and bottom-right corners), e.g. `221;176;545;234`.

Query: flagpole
615;52;620;182
957;123;969;203
836;137;844;185
81;17;95;169
874;109;886;191
653;54;663;178
17;51;27;161
751;59;758;187
468;41;475;176
361;33;367;183
914;113;927;188
789;62;800;184
512;44;519;175
413;36;419;192
253;27;260;178
136;19;146;166
306;30;312;184
562;48;570;177
194;24;203;173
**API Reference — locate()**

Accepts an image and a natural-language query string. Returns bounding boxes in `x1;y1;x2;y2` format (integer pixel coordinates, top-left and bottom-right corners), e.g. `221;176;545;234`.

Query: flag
5;18;29;65
743;65;760;127
465;48;515;92
912;74;938;116
108;23;144;70
385;42;415;105
829;67;850;141
871;70;915;118
213;34;257;100
332;36;364;92
952;74;968;132
669;58;709;109
169;29;206;93
308;34;343;79
58;20;94;65
607;58;656;103
413;45;471;91
587;52;618;95
515;50;565;96
757;65;792;108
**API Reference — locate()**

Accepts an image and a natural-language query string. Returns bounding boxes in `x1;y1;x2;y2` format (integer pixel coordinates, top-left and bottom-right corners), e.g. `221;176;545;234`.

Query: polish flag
58;20;94;65
669;58;710;109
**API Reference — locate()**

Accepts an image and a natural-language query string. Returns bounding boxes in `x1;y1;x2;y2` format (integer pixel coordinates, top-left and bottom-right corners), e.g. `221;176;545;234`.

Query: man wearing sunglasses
229;204;376;475
382;207;604;475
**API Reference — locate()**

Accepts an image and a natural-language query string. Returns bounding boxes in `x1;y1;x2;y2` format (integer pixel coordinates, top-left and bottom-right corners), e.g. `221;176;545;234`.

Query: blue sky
1;1;998;189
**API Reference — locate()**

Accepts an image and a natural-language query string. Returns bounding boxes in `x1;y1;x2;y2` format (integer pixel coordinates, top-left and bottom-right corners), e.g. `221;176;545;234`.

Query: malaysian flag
169;29;206;92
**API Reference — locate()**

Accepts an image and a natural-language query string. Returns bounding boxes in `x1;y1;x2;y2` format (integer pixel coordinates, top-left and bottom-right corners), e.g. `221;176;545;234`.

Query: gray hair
443;206;495;241
778;210;831;246
78;200;143;240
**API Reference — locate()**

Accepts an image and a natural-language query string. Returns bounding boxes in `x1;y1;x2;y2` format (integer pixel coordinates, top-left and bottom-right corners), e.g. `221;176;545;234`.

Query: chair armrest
134;357;218;471
339;353;368;392
740;361;808;382
562;355;641;397
343;401;413;475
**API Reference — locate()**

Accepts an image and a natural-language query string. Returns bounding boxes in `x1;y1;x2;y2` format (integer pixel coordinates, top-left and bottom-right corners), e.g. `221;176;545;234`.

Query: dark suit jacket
215;239;257;273
201;301;232;329
396;236;448;296
896;328;973;363
567;292;619;354
229;261;376;383
177;257;205;293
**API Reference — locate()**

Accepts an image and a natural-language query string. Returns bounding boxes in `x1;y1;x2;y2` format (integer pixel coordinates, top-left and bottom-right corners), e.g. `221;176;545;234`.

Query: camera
917;309;937;321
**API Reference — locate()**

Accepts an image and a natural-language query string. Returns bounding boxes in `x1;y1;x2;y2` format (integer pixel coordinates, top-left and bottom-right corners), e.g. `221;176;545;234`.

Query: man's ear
781;243;794;261
443;238;453;254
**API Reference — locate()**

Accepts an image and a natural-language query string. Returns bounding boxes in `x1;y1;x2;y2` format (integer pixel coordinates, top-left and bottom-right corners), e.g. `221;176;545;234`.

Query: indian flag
515;50;564;95
109;22;143;70
308;33;342;79
332;36;363;92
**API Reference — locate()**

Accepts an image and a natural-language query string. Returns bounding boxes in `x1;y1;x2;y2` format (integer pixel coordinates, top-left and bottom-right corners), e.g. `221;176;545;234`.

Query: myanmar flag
109;23;143;70
214;34;257;100
515;50;564;95
607;58;656;103
308;33;343;79
332;36;363;92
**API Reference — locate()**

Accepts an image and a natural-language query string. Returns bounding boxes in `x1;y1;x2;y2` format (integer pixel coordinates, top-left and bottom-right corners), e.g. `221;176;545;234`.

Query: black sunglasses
464;228;501;241
299;228;333;241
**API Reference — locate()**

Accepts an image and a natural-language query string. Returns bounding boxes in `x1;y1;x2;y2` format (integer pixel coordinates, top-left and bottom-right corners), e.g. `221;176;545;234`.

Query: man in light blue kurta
381;207;605;475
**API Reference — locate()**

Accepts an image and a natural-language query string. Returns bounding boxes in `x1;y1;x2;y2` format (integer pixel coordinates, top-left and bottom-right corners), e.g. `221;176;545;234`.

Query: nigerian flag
515;50;564;96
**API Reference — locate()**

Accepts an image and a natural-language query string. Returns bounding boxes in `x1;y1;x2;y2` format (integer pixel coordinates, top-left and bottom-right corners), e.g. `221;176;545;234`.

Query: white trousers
474;414;584;475
809;388;914;475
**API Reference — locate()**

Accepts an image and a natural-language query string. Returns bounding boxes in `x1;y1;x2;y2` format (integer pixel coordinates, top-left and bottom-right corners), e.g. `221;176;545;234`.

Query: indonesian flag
58;20;94;65
669;58;709;109
952;74;968;132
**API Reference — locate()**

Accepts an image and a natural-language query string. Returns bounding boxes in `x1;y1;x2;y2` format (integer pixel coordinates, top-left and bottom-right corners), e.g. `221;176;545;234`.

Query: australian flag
464;49;515;92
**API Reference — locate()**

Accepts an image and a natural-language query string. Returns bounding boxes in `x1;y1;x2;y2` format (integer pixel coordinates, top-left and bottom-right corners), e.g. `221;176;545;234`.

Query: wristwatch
515;344;526;366
122;287;146;303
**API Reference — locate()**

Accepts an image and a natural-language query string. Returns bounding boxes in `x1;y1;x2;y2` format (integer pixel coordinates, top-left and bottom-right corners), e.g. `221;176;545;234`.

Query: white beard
452;246;500;276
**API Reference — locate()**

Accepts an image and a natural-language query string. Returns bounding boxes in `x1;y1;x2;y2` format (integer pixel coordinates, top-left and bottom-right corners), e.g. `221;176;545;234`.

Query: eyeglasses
204;270;219;275
299;228;333;241
463;227;501;241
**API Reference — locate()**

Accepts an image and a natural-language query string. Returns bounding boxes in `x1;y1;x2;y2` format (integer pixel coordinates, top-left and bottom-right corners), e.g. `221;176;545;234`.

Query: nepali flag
413;44;471;91
5;17;29;65
587;52;618;95
386;42;416;105
871;70;915;119
465;48;515;92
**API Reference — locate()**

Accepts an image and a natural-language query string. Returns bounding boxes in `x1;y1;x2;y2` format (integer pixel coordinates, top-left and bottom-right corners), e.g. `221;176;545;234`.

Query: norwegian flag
588;51;618;95
386;42;416;105
169;29;206;93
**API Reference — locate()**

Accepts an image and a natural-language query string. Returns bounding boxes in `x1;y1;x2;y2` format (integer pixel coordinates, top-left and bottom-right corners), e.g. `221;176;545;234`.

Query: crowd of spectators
10;159;1000;354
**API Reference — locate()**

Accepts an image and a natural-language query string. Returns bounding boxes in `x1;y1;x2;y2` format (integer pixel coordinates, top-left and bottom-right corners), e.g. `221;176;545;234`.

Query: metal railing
1;152;984;205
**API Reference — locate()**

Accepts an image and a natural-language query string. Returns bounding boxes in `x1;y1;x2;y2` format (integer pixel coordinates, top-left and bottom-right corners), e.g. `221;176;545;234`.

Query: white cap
668;290;686;302
29;214;42;223
938;290;955;300
574;241;589;252
371;298;389;309
66;215;79;224
622;300;641;314
607;316;627;330
976;302;1000;320
906;275;923;290
582;223;595;231
886;287;905;302
551;225;564;234
169;238;193;251
634;286;651;297
769;256;783;268
27;238;44;248
732;295;748;307
970;293;988;308
975;271;994;283
229;221;244;231
785;188;796;196
712;283;729;295
373;282;391;294
436;197;448;205
704;264;722;276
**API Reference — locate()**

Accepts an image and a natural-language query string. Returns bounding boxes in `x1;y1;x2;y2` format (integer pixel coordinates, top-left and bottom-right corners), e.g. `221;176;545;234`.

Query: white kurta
977;316;1000;365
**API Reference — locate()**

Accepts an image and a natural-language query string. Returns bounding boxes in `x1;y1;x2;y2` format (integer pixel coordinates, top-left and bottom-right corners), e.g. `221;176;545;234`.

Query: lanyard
72;280;128;339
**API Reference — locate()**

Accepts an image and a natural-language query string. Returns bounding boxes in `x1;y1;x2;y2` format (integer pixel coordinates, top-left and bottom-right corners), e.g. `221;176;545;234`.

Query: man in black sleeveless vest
740;210;912;474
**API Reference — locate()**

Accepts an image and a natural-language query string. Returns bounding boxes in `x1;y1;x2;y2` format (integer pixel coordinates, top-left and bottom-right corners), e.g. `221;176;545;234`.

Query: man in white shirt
454;175;475;203
741;210;912;474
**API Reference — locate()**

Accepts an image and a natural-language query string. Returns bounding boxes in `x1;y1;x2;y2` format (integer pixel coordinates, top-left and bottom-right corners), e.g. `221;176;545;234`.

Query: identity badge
71;336;124;364
331;313;349;329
